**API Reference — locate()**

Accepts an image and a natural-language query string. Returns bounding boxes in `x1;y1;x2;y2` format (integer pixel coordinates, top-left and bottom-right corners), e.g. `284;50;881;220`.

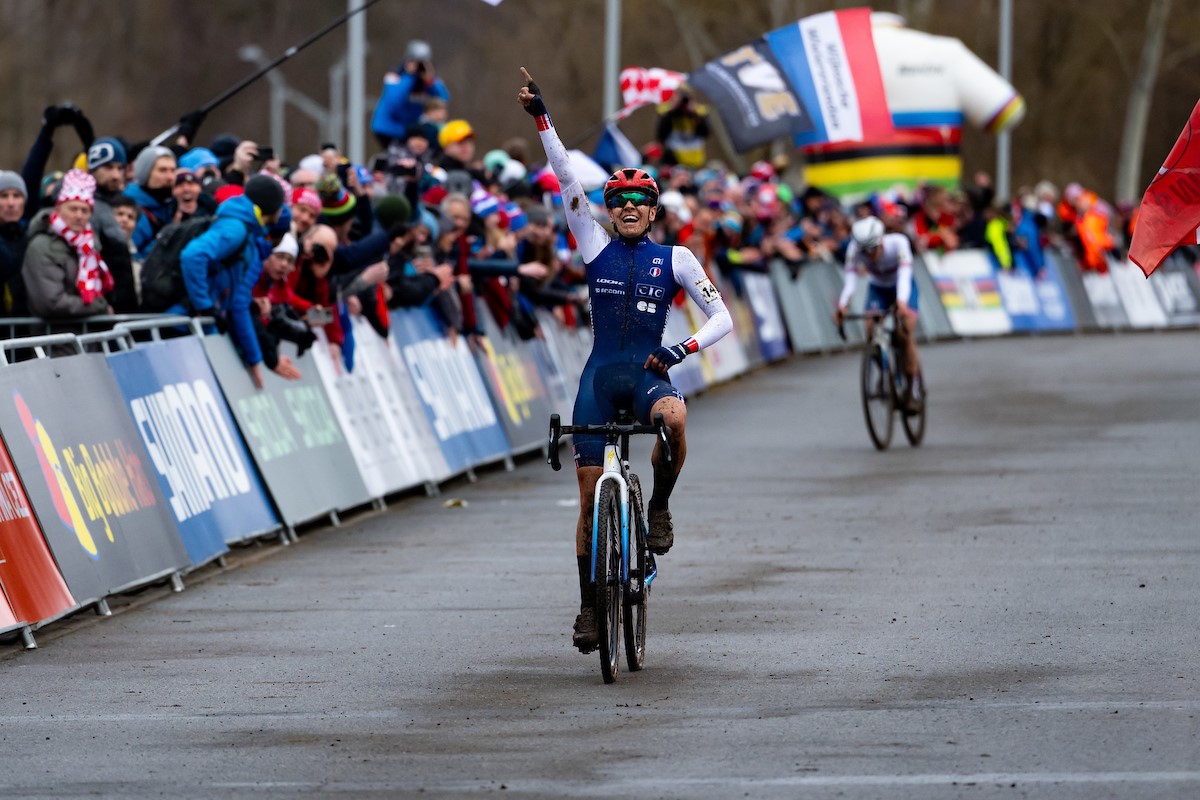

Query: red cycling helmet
603;167;660;206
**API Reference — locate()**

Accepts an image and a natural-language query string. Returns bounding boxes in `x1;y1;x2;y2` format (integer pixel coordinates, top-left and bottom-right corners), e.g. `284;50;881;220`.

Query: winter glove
176;109;208;144
648;342;690;373
522;79;547;117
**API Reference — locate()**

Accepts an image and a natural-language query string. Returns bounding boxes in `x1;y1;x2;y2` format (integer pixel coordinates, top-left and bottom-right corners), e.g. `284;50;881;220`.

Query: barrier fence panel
683;288;751;386
352;316;452;487
1107;256;1169;329
534;309;590;415
911;256;956;340
770;260;836;353
0;437;77;626
736;269;791;362
992;260;1077;333
108;336;280;550
662;297;707;396
1079;269;1130;330
388;307;510;474
0;353;190;602
923;250;1012;337
1149;253;1200;326
308;322;436;498
719;271;767;370
202;335;371;527
1047;248;1096;331
473;302;556;455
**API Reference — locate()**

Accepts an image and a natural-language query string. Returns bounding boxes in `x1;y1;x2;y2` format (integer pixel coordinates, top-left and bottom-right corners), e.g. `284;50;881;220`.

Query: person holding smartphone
370;39;451;149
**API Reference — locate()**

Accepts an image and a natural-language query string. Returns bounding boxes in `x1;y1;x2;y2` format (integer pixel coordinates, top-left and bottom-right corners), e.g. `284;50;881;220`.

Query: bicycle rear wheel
594;483;622;684
901;374;926;446
623;474;649;672
861;344;894;450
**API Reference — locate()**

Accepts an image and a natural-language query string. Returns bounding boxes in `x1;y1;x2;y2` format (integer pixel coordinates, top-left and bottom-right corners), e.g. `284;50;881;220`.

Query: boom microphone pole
150;0;387;146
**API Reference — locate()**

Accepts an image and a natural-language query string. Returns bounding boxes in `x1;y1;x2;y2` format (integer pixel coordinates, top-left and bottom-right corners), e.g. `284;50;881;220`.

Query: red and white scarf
49;212;112;305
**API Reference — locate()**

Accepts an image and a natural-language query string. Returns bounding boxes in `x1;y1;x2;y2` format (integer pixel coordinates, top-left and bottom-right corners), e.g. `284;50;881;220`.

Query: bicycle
547;410;672;683
839;305;926;450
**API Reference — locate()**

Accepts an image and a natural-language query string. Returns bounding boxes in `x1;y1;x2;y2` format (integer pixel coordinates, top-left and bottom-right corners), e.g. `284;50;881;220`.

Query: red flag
618;67;686;116
1128;98;1200;276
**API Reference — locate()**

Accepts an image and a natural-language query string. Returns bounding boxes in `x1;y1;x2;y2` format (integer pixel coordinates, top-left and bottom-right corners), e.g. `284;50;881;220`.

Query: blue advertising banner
107;337;279;555
737;270;791;361
389;307;510;474
992;259;1076;333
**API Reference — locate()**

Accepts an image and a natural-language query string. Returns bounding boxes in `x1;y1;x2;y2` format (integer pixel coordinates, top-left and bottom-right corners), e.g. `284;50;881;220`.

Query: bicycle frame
547;414;669;593
591;444;632;589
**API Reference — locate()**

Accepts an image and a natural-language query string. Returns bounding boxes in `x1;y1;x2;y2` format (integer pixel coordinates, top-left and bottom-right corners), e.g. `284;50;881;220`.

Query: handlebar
836;307;892;341
547;413;673;472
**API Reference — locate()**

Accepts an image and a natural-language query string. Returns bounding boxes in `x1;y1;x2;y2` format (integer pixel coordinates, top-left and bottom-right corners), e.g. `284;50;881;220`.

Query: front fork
590;443;629;586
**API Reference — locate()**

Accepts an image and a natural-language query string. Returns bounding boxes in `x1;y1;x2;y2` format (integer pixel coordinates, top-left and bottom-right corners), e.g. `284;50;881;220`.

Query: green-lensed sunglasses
606;191;654;209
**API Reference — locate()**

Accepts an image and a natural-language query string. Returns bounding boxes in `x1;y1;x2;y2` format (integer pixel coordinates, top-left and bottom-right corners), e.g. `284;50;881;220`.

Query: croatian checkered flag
618;67;686;117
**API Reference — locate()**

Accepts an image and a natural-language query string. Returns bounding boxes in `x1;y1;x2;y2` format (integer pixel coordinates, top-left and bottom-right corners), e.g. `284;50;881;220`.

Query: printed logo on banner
0;468;32;524
477;337;543;426
13;391;157;559
129;380;254;523
403;339;499;440
235;385;345;463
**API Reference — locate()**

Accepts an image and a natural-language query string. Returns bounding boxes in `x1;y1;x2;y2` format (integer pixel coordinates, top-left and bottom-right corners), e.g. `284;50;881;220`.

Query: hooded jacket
20;208;110;318
179;195;267;366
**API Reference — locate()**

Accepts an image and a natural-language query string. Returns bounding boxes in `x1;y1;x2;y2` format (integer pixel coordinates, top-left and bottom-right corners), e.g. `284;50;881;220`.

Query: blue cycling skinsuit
531;113;732;467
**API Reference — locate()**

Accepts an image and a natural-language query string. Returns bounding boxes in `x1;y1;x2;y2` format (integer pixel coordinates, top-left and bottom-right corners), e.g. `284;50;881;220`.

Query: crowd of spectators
0;39;1159;388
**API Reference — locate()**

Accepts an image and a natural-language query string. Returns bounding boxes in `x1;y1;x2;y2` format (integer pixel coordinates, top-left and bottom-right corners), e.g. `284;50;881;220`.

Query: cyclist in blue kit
518;67;732;652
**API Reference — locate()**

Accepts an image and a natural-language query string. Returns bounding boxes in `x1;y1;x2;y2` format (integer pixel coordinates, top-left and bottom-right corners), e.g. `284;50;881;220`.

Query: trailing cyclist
833;215;924;409
517;67;732;653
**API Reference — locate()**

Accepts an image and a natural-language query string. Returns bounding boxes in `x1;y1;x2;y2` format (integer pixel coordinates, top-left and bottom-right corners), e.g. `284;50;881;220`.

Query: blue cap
179;147;220;172
87;137;127;170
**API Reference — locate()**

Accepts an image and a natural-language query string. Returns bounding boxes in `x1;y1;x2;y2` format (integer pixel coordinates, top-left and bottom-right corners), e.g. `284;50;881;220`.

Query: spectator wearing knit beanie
0;170;31;314
124;146;177;259
22;169;113;319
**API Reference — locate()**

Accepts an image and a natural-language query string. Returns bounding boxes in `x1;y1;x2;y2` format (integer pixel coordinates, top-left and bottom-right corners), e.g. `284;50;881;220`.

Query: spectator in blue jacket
370;40;451;149
124;145;177;259
179;175;300;389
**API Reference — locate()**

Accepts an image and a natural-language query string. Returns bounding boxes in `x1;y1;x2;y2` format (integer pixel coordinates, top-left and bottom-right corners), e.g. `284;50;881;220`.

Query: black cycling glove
650;343;690;370
523;78;548;118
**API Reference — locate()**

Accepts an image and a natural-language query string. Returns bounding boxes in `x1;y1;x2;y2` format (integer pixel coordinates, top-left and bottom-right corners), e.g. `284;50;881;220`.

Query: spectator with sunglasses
518;67;732;655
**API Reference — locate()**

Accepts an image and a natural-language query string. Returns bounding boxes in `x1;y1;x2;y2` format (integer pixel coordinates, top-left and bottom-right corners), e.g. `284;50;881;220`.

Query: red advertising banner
0;438;76;625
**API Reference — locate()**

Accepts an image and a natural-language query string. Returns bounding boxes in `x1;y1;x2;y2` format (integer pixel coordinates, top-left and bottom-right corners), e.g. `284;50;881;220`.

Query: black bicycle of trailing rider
548;411;671;684
839;305;926;450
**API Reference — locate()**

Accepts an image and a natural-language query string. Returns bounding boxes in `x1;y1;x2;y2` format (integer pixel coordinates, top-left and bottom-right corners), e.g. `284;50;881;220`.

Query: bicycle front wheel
861;344;894;450
594;483;622;684
623;474;649;672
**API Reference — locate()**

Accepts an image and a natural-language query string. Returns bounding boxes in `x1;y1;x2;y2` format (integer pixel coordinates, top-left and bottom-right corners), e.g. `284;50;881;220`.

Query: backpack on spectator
139;216;248;312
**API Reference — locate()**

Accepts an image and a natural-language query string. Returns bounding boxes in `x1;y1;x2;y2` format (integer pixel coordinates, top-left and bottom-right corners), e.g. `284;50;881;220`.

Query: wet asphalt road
1;330;1198;799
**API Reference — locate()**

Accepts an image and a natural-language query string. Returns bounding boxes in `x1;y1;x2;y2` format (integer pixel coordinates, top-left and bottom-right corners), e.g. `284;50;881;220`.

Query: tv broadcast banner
388;307;510;474
107;337;279;554
202;335;371;527
0;354;190;603
0;437;76;625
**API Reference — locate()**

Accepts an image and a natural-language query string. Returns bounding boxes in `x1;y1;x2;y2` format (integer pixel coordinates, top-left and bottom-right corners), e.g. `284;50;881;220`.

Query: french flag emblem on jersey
650;267;661;277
